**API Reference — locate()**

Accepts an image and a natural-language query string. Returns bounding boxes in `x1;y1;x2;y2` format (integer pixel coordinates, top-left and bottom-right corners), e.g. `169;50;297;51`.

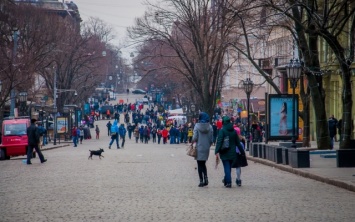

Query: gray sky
73;0;149;57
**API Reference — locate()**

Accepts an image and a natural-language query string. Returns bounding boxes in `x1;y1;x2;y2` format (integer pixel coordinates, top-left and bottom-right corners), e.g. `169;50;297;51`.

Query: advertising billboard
268;94;298;140
56;117;68;134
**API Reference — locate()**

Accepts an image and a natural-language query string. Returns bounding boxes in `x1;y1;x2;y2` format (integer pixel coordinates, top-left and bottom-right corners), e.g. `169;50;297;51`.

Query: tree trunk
340;64;353;149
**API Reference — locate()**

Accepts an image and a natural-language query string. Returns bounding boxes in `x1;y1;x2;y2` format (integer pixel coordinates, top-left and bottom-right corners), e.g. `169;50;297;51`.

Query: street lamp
18;91;27;116
190;104;196;121
286;59;302;148
243;78;254;151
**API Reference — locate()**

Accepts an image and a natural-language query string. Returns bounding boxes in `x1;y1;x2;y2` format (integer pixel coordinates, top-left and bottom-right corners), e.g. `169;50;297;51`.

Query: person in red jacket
161;127;169;144
216;118;223;134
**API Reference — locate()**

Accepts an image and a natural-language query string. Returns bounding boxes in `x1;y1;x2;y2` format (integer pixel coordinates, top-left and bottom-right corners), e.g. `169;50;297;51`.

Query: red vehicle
0;117;35;160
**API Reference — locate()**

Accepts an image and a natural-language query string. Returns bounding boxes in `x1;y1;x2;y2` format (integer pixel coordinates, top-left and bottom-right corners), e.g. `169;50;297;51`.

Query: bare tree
129;0;242;116
262;0;355;149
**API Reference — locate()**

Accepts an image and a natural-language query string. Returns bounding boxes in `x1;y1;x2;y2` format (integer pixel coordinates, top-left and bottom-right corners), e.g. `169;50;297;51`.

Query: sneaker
109;145;111;149
41;159;47;163
27;162;32;165
225;183;231;188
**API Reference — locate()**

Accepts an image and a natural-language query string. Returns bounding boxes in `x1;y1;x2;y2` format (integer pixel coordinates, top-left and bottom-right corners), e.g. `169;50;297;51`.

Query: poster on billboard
57;117;68;134
268;94;298;140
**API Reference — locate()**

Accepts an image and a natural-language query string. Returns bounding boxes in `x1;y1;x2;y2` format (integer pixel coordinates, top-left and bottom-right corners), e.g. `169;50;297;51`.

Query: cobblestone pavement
1;104;355;221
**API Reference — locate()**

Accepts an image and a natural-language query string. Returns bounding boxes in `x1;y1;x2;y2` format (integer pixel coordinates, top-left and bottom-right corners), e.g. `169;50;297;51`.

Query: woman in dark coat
192;112;213;187
215;116;243;188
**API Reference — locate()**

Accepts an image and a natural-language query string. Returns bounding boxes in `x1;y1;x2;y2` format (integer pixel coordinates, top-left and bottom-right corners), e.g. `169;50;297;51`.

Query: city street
0;94;355;222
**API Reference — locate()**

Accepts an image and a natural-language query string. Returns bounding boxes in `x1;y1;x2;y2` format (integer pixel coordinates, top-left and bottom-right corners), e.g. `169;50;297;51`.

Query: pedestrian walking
133;126;139;143
328;115;338;149
118;123;127;148
162;127;169;144
157;128;162;144
106;121;112;136
72;126;78;147
37;123;45;149
232;134;247;187
26;119;47;165
127;123;134;139
143;125;150;144
191;112;213;187
109;120;120;149
215;116;244;188
187;125;193;143
79;126;84;144
139;125;144;143
95;125;100;140
114;112;120;122
151;126;157;143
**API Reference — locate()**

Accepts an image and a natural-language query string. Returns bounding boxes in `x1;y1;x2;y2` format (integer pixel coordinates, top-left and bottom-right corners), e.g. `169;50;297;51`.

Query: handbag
232;153;248;168
186;144;197;157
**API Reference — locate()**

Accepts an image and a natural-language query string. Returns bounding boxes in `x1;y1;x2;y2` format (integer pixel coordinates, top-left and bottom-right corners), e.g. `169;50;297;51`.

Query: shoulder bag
186;144;197;158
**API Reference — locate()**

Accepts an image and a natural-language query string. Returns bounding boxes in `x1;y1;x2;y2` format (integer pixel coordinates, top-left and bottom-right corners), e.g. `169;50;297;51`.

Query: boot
198;179;204;187
204;176;209;186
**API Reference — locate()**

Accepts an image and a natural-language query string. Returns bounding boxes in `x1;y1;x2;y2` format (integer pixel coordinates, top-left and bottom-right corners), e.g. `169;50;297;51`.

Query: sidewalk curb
247;155;355;193
42;144;70;151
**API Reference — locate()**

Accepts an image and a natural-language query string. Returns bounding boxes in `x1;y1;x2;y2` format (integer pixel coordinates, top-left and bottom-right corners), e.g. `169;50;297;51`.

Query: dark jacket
215;121;243;160
27;123;40;146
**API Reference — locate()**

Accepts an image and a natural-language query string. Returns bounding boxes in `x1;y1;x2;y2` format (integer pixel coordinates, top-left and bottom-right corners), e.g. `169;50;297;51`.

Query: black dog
88;148;104;160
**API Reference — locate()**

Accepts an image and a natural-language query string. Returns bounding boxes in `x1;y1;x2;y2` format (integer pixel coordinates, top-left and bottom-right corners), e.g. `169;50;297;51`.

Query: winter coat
133;128;139;137
215;119;243;161
118;124;126;137
192;123;213;161
110;121;119;133
27;123;40;146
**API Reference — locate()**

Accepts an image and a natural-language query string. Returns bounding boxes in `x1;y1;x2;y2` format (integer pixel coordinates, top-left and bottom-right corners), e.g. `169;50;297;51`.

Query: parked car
0;117;35;160
132;89;146;94
142;98;149;105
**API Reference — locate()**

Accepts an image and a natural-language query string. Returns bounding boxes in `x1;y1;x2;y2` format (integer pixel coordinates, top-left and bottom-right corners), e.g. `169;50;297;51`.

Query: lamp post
53;66;58;145
190;104;196;122
286;59;302;148
243;78;254;151
40;100;45;123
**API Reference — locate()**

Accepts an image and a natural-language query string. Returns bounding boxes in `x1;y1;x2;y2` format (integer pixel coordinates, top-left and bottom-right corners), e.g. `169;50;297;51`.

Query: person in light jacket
192;112;213;187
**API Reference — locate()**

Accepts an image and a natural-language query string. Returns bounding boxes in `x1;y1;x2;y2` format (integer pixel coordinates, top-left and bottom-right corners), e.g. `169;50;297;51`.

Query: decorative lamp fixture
190;104;196;112
242;78;254;151
18;91;28;102
286;59;302;148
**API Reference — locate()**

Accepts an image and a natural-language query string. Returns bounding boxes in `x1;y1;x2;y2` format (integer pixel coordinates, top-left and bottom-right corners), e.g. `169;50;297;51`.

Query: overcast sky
73;0;150;58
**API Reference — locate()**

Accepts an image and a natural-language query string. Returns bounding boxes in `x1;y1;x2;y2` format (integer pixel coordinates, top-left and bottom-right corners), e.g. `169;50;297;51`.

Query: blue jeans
222;159;233;184
330;136;334;149
170;136;175;144
73;136;78;147
109;134;119;148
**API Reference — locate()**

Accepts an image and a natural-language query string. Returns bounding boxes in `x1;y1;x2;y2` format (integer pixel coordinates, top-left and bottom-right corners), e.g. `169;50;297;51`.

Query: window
4;124;27;136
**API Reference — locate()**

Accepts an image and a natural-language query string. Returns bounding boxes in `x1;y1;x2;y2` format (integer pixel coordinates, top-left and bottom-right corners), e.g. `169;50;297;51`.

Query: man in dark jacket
328;115;338;149
26;119;46;165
